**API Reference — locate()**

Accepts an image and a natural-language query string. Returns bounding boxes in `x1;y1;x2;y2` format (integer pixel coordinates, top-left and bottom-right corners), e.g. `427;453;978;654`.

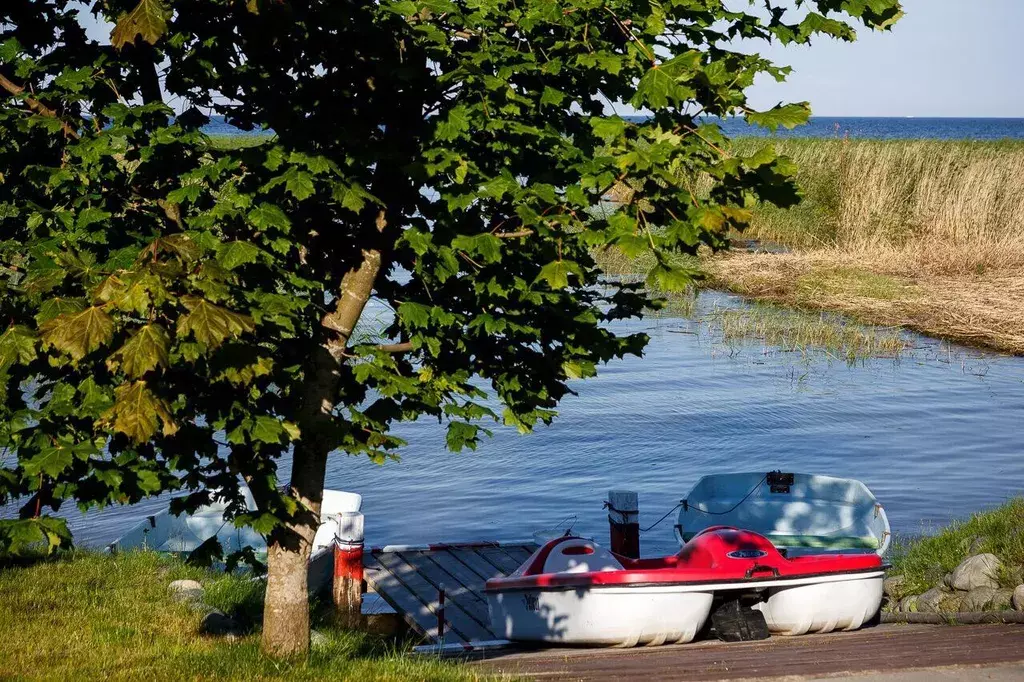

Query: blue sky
744;0;1023;117
78;0;1021;118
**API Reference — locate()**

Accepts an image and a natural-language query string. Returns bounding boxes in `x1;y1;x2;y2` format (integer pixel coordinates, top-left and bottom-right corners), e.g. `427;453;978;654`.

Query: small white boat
107;487;361;558
486;528;885;647
675;472;890;555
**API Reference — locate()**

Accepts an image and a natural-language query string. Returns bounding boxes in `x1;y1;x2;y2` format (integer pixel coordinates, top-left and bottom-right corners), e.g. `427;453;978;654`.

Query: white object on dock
108;486;361;557
675;472;891;555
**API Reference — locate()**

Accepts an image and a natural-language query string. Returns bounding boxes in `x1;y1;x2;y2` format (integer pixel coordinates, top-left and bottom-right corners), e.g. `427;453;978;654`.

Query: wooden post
608;490;640;559
333;511;364;629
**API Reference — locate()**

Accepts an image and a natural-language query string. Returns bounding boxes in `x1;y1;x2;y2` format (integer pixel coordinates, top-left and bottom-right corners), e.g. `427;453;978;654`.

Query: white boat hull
488;585;714;647
756;574;884;635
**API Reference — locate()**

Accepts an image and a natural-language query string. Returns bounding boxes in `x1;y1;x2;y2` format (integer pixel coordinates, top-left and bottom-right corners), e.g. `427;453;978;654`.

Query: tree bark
261;249;383;658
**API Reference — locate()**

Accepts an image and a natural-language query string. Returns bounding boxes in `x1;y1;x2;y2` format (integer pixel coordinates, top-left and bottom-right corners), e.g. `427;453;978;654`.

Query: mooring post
607;490;640;559
333;511;364;629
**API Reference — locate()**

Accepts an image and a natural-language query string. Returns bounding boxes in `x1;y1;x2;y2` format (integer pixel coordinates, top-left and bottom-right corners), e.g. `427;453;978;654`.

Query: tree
1;0;901;657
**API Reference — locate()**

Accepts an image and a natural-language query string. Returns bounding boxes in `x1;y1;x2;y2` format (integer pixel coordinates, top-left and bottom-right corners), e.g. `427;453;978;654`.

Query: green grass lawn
889;498;1024;596
0;551;495;682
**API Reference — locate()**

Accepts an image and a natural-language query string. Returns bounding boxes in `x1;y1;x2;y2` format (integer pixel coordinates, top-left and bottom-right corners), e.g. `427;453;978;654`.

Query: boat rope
639;502;683;533
686;474;768;516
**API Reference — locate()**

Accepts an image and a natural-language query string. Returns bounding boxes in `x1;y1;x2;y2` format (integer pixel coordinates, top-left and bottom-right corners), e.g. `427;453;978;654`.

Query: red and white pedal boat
485;526;885;647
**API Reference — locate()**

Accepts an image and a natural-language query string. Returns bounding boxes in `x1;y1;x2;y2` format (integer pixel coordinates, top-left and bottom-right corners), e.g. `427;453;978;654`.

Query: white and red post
332;511;365;629
608;490;640;559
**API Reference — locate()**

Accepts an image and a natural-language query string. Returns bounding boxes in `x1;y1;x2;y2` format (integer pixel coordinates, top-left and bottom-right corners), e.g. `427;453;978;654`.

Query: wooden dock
363;541;537;645
475;623;1024;681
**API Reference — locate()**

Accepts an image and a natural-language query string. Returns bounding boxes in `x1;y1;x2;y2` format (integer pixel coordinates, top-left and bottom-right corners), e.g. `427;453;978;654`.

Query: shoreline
708;250;1024;356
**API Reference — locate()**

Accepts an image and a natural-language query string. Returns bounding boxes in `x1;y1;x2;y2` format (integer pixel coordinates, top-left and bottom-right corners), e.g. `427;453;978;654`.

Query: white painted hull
756;573;884;635
488;585;714;647
488;571;885;647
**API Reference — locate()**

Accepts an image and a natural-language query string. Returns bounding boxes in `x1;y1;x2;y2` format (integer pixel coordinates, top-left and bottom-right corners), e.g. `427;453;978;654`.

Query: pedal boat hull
485;528;884;646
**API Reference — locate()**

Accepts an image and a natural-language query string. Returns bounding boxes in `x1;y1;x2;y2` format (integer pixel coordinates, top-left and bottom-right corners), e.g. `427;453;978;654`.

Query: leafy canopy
0;0;901;555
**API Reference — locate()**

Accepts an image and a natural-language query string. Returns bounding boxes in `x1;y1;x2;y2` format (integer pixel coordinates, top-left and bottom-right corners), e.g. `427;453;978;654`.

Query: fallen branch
0;72;80;140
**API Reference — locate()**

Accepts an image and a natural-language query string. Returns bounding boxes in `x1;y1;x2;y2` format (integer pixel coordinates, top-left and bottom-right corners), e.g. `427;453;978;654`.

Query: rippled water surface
53;292;1024;557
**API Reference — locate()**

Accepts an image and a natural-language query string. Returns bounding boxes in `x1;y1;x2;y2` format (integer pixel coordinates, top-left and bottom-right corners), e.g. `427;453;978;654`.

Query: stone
960;587;1013;612
939;592;964;613
310;629;329;650
1013;585;1024;612
950;554;1002;592
943;573;954;590
200;609;245;638
168;579;204;602
898;594;919;613
883;575;907;600
916;587;945;614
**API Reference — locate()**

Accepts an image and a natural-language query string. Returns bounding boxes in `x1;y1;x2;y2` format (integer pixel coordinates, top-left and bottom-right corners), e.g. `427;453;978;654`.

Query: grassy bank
0;552;488;682
711;138;1024;354
889;498;1024;598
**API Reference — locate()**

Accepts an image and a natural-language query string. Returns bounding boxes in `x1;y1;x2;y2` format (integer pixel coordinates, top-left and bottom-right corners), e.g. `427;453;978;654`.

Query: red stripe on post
334;543;364;581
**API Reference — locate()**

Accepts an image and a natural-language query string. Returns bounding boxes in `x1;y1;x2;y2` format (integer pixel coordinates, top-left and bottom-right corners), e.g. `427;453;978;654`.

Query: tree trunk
262;527;314;657
260;250;384;658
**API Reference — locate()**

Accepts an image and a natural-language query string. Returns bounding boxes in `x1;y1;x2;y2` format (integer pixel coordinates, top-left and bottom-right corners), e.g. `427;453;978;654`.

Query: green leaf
590;116;626;143
108;325;170;378
110;0;172;48
0;326;36;369
745;102;811;131
452;233;501;263
631;66;691;109
23;444;74;478
646;262;698;292
35;298;85;325
535;260;583;289
104;381;177;442
216;241;262;270
435;106;470;141
247;203;292;232
332;184;376;214
39;307;114;361
250;416;285;444
177;298;255;348
0;38;21;64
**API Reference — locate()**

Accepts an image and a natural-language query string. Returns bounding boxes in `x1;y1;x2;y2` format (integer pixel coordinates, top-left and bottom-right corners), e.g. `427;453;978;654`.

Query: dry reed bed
713;139;1024;355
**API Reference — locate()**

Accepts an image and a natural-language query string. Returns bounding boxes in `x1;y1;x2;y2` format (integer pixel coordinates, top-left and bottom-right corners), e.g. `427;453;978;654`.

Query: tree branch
494;229;534;238
0;72;80;140
377;341;414;353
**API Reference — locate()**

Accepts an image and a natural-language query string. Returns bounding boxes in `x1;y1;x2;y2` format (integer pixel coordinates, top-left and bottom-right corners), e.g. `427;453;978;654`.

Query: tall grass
740;138;1024;276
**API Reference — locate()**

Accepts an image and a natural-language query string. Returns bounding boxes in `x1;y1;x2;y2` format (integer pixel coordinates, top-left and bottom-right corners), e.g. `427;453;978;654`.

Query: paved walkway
474;624;1024;681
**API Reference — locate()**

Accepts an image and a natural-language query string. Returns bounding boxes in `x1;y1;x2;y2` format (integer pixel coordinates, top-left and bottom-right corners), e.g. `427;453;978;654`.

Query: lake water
205;116;1024;141
54;292;1024;557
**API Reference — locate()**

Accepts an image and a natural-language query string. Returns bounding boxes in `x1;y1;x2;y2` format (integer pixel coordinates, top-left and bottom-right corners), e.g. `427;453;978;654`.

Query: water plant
704;304;907;363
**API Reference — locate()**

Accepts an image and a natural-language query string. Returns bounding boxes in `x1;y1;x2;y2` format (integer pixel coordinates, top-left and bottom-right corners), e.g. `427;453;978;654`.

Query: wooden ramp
363;541;537;645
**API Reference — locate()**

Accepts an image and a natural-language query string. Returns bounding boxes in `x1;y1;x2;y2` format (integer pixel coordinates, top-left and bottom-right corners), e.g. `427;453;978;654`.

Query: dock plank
374;551;494;643
500;545;534;565
427;550;494;600
363;553;448;642
476;546;524;575
450;548;508;581
397;551;494;635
